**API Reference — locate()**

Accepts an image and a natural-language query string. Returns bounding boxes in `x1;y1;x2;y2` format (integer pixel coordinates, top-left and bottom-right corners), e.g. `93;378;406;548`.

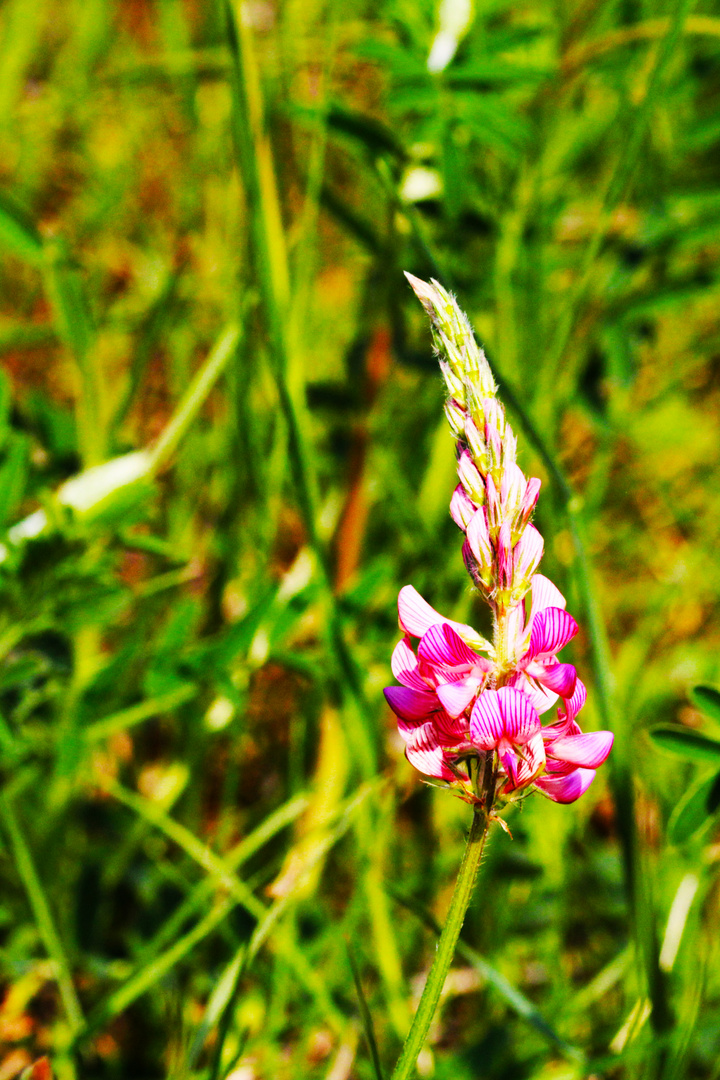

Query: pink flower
536;681;614;803
384;587;491;782
503;575;579;714
387;274;615;809
470;687;545;794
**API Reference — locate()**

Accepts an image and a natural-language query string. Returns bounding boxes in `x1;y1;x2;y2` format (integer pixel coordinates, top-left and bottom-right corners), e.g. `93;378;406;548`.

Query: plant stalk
391;807;489;1080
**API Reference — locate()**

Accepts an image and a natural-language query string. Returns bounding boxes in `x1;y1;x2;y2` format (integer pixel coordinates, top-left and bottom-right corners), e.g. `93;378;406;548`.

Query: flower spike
385;275;613;808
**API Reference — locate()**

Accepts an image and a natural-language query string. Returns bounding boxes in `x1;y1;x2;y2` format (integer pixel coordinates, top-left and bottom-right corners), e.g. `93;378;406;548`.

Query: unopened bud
457;450;485;503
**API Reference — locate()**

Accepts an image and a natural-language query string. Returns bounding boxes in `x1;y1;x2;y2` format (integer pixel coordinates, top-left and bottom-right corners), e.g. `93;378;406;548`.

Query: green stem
391;809;489;1080
0;791;84;1036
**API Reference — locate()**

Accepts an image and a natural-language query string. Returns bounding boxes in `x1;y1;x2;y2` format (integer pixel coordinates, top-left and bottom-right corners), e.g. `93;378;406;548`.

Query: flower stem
391;808;490;1080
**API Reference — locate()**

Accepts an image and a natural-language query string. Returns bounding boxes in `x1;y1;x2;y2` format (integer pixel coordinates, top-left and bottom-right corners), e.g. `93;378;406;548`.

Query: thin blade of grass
347;942;385;1080
0;792;84;1036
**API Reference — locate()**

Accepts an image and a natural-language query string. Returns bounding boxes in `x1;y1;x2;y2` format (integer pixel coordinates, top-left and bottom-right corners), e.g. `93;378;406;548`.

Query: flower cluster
384;276;613;806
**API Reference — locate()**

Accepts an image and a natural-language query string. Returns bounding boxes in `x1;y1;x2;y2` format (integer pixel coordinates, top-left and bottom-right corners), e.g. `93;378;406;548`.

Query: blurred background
0;0;720;1077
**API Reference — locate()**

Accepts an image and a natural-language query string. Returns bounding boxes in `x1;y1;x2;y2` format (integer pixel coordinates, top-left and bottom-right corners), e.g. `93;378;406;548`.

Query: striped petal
528;607;578;660
450;484;476;530
398;720;456;781
508;671;558;716
513;524;544;581
529;574;566;615
548;730;614;769
397;585;447;637
418;622;481;670
391;636;427;691
502;730;546;792
470;686;540;750
397;585;481;645
384;686;438;722
535;768;596;803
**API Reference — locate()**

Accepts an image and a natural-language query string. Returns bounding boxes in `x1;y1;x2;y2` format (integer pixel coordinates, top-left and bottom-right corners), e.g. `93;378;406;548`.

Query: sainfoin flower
384;276;613;807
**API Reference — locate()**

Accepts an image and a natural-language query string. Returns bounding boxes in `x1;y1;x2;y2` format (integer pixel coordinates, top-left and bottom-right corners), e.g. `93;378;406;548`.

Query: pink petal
528;607;578;660
502;730;546;792
497;520;513;587
450;484;476;530
457;451;483;500
397;585;446;637
559;677;587;725
530;574;566;614
534;661;577;698
384;686;438;722
469;689;505;749
497;685;541;742
391;637;427;691
486;474;500;528
518;477;541;527
500;463;526;515
535;768;596;803
418;623;480;669
466;507;492;566
436;675;483;718
397;585;482;647
513;524;544;582
508;671;558;716
548;730;614;769
398;720;456;781
470;686;540;749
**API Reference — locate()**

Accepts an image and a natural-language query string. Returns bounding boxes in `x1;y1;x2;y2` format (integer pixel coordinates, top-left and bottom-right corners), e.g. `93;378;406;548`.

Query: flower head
384;276;613;808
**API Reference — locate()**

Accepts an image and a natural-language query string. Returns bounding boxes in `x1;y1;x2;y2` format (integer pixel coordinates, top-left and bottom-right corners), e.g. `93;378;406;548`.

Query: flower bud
457;450;485;503
450;484;477;529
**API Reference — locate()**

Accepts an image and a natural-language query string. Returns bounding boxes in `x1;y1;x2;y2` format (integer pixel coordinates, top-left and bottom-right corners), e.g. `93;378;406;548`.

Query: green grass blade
0;792;84;1036
347;942;385;1080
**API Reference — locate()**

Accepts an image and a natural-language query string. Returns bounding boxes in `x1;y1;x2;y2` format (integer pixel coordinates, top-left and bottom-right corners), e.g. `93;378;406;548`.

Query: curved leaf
669;769;720;844
690;685;720;724
649;724;720;762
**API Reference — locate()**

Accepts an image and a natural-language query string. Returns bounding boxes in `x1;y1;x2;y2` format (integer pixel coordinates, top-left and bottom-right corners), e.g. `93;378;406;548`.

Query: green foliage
0;1;719;1079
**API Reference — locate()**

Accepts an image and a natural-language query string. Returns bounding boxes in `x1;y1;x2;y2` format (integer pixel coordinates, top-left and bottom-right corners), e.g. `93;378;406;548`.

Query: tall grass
0;1;719;1077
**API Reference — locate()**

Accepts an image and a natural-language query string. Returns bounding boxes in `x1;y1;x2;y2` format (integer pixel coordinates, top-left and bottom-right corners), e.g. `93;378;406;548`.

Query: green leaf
690;686;720;724
668;769;720;844
648;725;720;762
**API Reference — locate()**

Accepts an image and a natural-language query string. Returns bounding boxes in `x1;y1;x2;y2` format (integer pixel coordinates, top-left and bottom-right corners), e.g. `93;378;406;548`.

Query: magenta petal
384;686;438;722
536;768;596;803
528;607;578;659
436;676;482;718
509;672;558;716
418;623;480;669
548;730;614;769
496;685;540;742
536;662;577;697
469;689;505;749
391;637;427;691
560;678;587;725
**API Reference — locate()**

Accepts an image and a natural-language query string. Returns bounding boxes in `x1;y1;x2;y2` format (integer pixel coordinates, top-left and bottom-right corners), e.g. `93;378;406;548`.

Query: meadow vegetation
0;0;720;1077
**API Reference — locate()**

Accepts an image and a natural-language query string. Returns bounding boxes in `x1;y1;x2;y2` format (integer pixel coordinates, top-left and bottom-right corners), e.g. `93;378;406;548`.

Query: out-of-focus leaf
690;685;720;724
649;725;720;762
0;190;43;264
668;770;720;844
